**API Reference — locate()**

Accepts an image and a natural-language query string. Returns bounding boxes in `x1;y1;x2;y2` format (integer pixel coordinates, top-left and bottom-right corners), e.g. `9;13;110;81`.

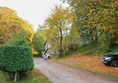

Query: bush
0;46;34;73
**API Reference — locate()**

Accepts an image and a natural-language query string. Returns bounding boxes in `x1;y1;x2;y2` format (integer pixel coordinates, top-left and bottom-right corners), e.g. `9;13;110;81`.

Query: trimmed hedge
0;46;34;73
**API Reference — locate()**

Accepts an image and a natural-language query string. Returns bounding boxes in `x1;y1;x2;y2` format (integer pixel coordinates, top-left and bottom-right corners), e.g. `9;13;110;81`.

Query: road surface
34;58;116;83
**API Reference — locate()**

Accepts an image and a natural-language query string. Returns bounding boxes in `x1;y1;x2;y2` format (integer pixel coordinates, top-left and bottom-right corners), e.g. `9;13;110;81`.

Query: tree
86;0;118;46
63;0;118;51
0;7;34;81
0;46;34;82
41;27;59;53
7;31;30;47
0;7;34;45
44;5;75;57
32;26;45;56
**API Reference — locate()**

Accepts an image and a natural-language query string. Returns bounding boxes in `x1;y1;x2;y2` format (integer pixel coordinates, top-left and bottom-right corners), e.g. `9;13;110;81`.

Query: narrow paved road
34;58;116;83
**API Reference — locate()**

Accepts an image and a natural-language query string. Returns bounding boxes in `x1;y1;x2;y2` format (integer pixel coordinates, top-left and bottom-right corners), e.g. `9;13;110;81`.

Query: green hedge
0;46;34;73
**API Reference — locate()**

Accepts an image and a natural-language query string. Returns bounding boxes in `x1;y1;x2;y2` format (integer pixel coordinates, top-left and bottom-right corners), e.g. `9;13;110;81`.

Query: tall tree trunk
59;27;63;57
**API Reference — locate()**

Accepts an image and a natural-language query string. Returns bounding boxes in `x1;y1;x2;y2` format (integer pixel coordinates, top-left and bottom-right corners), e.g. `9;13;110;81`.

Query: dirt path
34;58;116;83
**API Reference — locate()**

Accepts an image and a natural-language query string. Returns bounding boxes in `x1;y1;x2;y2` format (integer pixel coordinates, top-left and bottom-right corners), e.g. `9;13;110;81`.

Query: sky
0;0;68;31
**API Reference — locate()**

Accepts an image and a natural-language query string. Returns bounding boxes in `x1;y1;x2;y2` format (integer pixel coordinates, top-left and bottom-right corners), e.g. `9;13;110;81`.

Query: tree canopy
42;6;75;57
62;0;118;52
38;0;118;56
0;7;34;45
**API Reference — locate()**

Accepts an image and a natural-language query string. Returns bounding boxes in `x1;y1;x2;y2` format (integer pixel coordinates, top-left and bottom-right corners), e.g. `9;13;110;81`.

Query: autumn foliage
0;7;34;45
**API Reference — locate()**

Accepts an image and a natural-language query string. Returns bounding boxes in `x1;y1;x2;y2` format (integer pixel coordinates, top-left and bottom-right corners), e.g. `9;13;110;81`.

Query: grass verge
0;69;51;83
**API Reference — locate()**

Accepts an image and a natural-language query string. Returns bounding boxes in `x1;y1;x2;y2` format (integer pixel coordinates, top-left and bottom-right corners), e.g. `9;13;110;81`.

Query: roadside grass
0;69;51;83
54;54;118;82
66;43;118;56
0;71;6;83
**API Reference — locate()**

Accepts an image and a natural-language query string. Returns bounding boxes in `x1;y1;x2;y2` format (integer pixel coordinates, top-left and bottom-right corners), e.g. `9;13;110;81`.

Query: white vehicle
46;54;52;59
42;52;52;59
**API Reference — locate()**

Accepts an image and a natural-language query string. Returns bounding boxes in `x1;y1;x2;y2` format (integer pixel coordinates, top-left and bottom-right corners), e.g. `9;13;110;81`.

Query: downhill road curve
34;58;116;83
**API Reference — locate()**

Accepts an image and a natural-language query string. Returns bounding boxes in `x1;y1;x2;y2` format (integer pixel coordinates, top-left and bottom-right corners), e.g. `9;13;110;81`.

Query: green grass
64;43;98;56
68;43;118;56
0;71;6;83
0;69;51;83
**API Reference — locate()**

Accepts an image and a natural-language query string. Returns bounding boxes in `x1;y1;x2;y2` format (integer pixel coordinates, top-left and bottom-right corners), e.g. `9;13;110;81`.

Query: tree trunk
59;27;63;57
14;72;18;82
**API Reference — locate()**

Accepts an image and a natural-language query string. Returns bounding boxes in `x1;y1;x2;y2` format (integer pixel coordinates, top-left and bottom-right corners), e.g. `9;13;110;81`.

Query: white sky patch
0;0;68;31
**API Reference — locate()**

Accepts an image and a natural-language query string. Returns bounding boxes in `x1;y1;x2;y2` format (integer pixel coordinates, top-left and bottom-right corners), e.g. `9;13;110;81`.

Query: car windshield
107;52;118;55
113;52;118;55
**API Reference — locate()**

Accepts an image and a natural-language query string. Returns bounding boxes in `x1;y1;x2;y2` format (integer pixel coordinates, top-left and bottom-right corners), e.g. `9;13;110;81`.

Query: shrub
0;45;34;73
